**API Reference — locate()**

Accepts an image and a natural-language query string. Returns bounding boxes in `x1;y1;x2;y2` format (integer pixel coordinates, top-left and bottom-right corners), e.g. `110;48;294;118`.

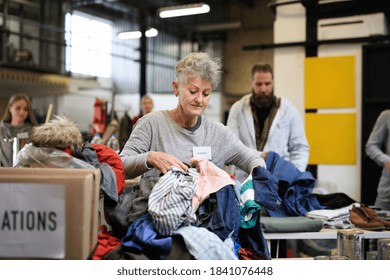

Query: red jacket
91;143;125;195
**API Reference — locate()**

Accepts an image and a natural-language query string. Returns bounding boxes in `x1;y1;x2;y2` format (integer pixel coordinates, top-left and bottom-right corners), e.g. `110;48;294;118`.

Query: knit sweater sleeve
220;121;266;172
120;113;155;179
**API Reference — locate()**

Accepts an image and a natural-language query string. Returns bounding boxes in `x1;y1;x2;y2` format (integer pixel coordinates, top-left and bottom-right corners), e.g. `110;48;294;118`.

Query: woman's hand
147;151;188;174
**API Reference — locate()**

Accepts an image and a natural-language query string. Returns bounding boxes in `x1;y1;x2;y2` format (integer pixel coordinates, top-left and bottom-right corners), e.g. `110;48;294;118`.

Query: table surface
264;228;390;240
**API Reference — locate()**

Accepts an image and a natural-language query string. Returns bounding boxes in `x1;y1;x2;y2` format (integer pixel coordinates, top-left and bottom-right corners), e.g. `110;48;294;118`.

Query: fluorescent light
196;21;242;32
145;28;158;38
118;31;142;40
158;3;210;18
117;28;158;40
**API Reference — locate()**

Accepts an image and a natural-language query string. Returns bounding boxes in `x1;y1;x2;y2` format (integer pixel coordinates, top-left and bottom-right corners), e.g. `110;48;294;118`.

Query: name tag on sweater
17;132;29;139
193;146;212;160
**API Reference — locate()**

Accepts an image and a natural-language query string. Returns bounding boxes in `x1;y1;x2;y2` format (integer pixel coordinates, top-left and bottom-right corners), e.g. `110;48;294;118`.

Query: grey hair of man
175;52;222;90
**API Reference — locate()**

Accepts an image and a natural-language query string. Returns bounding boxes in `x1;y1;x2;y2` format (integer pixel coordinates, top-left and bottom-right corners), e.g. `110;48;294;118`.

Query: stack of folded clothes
304;203;358;229
377;210;390;221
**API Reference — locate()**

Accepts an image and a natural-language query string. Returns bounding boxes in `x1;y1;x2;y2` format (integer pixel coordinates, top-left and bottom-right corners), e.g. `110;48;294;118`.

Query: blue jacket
265;151;325;217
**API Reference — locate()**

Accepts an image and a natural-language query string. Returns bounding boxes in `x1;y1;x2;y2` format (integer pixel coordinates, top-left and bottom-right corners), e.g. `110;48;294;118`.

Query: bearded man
227;63;309;182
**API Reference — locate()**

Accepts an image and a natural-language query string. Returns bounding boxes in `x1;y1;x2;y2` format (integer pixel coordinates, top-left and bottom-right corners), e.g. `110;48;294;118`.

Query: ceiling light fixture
145;28;158;37
158;3;210;18
117;28;158;40
196;21;242;32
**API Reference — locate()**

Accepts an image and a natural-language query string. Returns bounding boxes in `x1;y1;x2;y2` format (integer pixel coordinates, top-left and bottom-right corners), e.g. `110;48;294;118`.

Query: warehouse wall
4;1;386;204
1;0;275;131
273;2;388;201
222;0;275;117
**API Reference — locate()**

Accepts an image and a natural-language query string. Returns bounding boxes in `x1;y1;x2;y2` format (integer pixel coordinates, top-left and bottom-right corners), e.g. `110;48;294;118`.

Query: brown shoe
360;205;390;230
349;205;386;230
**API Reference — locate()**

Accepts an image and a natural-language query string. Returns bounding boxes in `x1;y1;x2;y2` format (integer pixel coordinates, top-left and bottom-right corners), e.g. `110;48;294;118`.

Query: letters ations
0;183;65;259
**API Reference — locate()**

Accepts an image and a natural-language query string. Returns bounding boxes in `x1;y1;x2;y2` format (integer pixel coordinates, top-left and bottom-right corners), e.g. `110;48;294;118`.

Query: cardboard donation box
0;168;100;259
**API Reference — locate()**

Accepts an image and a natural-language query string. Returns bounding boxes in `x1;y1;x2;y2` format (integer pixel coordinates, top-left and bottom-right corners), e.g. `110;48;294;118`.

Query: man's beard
251;89;275;108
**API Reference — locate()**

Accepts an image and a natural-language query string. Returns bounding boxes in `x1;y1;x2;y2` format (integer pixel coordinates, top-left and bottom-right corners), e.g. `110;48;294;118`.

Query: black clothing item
118;113;133;152
107;176;160;237
250;96;280;151
254;104;273;136
312;192;357;209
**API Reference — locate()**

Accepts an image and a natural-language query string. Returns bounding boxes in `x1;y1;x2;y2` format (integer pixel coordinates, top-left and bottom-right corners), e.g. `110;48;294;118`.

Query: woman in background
131;94;154;127
0;93;38;167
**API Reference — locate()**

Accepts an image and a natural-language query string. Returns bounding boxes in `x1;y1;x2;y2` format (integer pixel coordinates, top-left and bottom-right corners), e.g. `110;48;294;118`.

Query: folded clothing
260;216;324;233
377;210;390;221
305;203;358;220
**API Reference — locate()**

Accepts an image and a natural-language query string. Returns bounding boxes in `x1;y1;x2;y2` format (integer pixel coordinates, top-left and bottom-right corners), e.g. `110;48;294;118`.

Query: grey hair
175;52;222;89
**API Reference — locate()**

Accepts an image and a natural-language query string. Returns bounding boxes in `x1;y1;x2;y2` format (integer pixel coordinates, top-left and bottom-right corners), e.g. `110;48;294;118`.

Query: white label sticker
0;183;65;259
192;146;212;160
17;132;29;139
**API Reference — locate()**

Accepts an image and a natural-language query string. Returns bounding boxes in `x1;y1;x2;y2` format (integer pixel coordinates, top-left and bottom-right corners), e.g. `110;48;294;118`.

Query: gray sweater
0;121;34;167
120;110;265;180
366;109;390;167
365;109;390;209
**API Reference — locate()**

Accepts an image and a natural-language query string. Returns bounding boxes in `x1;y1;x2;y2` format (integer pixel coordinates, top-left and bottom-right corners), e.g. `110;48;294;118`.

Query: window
65;12;112;78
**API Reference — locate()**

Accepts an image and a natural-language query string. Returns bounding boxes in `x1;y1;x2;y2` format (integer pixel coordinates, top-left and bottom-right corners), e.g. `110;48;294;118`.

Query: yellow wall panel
305;56;355;109
306;113;356;164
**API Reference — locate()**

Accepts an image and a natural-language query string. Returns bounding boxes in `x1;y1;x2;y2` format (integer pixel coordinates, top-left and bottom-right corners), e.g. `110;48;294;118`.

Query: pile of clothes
95;159;282;260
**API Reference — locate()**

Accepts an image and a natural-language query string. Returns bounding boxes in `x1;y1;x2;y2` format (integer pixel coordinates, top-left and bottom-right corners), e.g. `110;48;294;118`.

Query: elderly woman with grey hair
117;52;278;260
